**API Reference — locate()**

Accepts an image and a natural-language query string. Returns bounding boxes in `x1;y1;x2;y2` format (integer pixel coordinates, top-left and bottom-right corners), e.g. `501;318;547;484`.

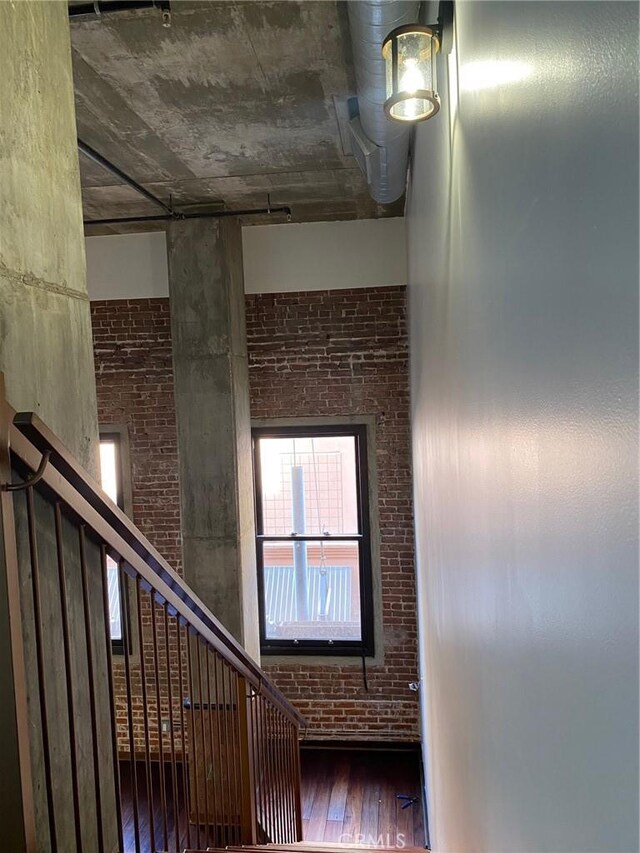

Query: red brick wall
92;298;182;572
92;299;183;752
91;286;419;742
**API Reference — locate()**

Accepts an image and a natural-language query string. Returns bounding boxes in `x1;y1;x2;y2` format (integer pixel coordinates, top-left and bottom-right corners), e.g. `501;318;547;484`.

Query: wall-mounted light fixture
382;2;453;123
382;25;440;122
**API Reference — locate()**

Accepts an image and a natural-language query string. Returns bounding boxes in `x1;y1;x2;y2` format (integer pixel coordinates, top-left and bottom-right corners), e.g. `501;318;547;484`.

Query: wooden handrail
9;409;305;728
2;381;304;851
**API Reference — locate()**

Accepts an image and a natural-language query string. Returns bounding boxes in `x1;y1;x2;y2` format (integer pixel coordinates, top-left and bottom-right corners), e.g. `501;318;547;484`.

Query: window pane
261;540;361;642
99;441;119;504
106;556;122;642
258;435;359;536
99;439;122;642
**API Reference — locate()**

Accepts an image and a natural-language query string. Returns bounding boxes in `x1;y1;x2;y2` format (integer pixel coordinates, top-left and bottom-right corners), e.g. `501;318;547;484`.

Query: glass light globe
382;26;440;123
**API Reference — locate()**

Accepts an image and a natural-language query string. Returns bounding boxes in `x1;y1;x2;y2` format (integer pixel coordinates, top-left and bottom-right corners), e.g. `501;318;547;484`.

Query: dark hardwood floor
300;748;425;849
120;761;191;853
119;747;425;851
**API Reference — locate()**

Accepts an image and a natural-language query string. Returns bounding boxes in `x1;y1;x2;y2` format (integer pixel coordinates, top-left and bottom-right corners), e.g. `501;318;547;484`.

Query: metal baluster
135;578;155;853
163;608;180;851
176;619;191;850
185;630;201;850
222;660;235;845
280;711;290;842
293;718;303;840
262;696;275;840
78;526;105;852
119;566;141;853
230;668;243;845
225;653;237;846
150;596;169;851
275;703;286;843
251;689;265;841
204;647;220;847
53;502;83;852
99;546;124;853
285;717;295;841
195;638;211;845
213;652;226;846
25;487;58;851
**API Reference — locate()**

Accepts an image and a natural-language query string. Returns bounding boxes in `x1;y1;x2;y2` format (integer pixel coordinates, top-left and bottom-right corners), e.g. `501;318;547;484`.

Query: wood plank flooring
300;749;425;849
119;747;425;851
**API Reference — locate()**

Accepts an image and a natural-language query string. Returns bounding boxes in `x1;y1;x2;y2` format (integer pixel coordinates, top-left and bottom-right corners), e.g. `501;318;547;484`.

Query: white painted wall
241;218;406;292
85;217;406;300
407;3;638;852
85;231;169;299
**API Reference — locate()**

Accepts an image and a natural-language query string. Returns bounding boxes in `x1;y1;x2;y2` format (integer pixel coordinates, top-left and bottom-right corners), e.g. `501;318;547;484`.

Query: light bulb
403;98;420;119
400;58;425;95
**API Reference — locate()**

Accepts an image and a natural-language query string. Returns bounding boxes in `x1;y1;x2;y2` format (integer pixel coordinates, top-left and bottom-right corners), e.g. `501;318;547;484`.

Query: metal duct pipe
347;0;420;204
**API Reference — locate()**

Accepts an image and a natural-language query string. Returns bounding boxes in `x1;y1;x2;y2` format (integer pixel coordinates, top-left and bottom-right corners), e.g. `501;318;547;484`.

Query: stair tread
191;843;426;852
264;845;425;851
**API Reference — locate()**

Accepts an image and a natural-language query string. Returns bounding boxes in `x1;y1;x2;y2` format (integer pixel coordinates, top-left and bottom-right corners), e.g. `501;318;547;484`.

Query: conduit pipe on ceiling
347;0;420;204
78;138;292;225
78;138;173;216
84;207;292;227
68;1;170;21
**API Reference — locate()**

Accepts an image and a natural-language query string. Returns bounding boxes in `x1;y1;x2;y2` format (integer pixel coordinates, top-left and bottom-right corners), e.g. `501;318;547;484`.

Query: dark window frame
99;430;130;655
252;423;374;657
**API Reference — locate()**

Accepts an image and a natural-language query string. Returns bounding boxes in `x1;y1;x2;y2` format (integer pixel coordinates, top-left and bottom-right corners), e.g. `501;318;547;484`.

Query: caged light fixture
382;2;453;123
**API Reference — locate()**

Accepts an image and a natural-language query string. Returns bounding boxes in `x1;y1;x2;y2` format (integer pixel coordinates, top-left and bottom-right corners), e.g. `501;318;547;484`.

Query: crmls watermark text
339;833;407;848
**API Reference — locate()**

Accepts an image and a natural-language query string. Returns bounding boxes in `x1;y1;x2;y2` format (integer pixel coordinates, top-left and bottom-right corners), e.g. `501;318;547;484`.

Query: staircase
0;382;422;853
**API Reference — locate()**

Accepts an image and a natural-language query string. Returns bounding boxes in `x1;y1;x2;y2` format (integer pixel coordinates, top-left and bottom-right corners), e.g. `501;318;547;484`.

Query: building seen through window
253;426;373;655
99;435;124;649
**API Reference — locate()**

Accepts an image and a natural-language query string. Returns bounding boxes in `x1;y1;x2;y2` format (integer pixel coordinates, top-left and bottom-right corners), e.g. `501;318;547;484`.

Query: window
99;432;127;653
252;425;374;655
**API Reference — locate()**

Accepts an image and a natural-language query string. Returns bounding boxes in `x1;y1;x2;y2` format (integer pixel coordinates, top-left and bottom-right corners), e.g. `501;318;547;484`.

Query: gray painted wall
406;2;638;851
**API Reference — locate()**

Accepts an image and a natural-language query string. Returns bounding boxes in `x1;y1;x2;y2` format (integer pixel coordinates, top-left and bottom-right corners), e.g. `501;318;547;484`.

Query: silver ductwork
347;0;421;204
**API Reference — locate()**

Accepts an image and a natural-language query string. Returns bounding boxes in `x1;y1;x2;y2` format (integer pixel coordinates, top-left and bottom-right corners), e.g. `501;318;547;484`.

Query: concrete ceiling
71;1;404;227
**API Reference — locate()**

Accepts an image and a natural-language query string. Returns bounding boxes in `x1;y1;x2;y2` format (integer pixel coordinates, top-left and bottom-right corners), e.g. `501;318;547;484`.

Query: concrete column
0;3;107;850
0;1;99;475
167;218;260;661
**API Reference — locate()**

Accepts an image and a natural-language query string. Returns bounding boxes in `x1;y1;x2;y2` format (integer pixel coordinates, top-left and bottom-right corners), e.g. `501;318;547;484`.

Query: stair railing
0;381;304;853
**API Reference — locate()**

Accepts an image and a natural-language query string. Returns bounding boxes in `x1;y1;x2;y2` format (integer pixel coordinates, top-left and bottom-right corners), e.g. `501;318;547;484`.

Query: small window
253;425;374;656
99;432;126;653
